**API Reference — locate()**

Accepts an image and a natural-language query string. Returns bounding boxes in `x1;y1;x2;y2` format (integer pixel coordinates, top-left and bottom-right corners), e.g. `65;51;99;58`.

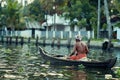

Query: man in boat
68;35;89;61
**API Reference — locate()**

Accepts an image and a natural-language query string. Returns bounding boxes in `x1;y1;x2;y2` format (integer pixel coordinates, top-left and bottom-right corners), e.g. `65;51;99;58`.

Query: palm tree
3;0;22;29
104;0;112;40
97;0;101;39
0;0;26;36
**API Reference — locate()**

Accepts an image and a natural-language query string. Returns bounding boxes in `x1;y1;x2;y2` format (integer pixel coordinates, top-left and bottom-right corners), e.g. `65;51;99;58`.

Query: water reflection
0;44;119;80
0;44;40;79
69;70;87;80
43;46;119;79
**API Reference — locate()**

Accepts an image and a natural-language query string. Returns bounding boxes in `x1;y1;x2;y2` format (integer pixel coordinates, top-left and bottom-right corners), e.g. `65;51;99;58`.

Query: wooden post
9;37;12;44
67;38;71;48
20;37;24;46
43;39;46;47
15;36;18;45
1;36;4;44
57;38;60;49
35;36;39;46
51;38;55;48
28;37;31;44
6;37;8;44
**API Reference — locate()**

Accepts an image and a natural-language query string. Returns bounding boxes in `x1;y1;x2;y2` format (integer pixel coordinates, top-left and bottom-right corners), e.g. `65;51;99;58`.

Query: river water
0;44;119;80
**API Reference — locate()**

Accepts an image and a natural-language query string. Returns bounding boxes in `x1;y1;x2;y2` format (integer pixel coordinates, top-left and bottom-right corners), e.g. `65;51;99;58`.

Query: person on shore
102;39;109;52
102;38;114;52
68;35;89;61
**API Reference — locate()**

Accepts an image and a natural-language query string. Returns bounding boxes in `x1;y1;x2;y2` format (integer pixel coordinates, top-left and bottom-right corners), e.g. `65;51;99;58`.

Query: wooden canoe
39;46;117;69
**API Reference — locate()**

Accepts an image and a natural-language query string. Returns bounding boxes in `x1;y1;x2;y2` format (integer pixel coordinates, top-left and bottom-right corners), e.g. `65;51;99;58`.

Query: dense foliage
0;0;120;37
0;0;25;30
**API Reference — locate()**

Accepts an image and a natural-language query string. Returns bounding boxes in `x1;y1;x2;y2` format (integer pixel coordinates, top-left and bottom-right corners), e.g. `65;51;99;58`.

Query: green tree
112;0;120;14
113;0;120;28
2;0;24;30
27;0;45;23
40;0;67;15
61;0;96;30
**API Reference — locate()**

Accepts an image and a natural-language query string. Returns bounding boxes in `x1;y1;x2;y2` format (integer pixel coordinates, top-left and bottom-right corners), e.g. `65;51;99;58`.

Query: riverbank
44;39;120;49
0;36;119;49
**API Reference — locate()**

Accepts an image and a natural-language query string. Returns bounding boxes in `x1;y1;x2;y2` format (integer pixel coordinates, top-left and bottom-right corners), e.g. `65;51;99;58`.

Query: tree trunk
104;0;112;40
97;0;101;39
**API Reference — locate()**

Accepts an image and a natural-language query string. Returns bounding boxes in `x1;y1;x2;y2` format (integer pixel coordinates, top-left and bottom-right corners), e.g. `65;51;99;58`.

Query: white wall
65;25;70;31
20;30;32;38
35;30;41;38
7;30;93;39
114;27;120;39
46;14;69;26
18;0;34;6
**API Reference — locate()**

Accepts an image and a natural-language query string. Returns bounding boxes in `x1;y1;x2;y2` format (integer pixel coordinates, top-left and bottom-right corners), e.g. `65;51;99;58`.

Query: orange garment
69;53;87;60
69;41;88;60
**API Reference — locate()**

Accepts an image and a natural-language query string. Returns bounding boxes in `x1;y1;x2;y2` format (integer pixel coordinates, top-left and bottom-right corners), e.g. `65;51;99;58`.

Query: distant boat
39;46;117;69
